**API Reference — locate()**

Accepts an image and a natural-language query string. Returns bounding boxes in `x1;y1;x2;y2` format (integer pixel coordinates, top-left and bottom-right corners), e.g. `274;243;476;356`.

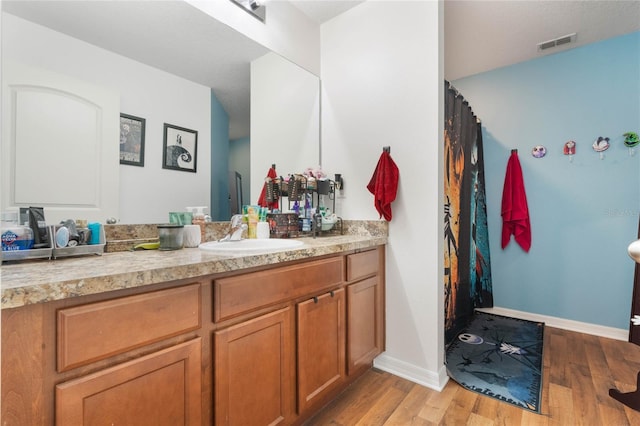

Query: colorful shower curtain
444;81;493;345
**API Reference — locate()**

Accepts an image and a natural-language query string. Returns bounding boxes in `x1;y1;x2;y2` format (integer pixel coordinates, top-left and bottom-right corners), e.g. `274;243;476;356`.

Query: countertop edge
1;236;387;309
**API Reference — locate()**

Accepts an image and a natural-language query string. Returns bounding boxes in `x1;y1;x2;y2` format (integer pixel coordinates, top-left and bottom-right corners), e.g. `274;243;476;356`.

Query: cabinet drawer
346;249;379;282
57;284;201;372
214;257;344;322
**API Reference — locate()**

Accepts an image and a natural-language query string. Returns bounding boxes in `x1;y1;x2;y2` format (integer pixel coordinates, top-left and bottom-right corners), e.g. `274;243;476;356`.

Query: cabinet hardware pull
330;290;335;298
313;296;318;303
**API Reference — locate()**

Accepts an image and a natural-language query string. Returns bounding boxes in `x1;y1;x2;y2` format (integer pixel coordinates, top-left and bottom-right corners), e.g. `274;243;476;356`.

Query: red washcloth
367;151;399;221
501;151;531;252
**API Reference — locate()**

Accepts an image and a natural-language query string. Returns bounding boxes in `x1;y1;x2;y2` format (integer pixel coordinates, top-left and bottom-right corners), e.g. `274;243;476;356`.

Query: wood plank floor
305;326;640;425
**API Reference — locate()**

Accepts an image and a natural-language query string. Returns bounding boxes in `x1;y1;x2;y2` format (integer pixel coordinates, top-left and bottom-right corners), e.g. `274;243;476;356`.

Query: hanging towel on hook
501;150;531;252
257;165;279;210
367;150;399;221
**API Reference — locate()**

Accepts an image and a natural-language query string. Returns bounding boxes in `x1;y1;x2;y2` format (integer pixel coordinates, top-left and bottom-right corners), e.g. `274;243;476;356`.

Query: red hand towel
501;151;531;252
367;151;399;221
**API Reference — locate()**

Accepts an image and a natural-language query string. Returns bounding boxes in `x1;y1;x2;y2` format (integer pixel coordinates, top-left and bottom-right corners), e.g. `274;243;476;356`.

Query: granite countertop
1;221;387;310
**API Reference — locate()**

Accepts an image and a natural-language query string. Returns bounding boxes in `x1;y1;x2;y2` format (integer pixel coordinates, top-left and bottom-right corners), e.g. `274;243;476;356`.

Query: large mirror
1;0;320;224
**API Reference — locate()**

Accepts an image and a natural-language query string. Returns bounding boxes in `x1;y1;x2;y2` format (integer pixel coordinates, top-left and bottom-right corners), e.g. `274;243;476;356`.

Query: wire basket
287;178;303;201
266;180;280;202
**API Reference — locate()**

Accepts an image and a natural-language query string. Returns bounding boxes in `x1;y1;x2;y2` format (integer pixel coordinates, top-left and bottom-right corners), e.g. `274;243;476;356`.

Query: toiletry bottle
1;211;34;251
304;195;311;219
247;205;258;239
188;206;207;243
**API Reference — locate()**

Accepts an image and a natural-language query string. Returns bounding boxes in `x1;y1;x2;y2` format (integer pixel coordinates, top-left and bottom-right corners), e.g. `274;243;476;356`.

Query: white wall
3;13;211;224
321;1;446;389
250;52;320;204
187;0;321;76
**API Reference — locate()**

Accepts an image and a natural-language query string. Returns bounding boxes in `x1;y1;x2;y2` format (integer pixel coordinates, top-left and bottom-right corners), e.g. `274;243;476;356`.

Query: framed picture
119;113;146;166
162;123;198;173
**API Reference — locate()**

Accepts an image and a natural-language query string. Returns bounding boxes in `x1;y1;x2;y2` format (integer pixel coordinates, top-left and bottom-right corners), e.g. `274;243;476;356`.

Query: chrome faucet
219;214;247;242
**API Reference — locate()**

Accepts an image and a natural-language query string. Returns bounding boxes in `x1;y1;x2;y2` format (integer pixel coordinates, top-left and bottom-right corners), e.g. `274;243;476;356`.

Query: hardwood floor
305;326;640;425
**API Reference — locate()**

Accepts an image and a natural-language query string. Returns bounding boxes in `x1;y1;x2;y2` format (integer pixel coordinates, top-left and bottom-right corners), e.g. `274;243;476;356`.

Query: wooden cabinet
212;248;384;424
1;245;385;426
297;288;346;413
214;308;293;426
54;285;203;426
56;338;202;425
1;282;205;426
347;277;382;374
346;248;385;375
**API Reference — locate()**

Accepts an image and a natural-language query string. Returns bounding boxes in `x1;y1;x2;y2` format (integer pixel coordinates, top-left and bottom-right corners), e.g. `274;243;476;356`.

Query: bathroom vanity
1;230;386;425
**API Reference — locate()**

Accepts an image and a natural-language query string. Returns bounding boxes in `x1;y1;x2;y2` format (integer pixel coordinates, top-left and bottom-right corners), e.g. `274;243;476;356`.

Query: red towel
367;151;399;221
257;166;279;210
501;151;531;252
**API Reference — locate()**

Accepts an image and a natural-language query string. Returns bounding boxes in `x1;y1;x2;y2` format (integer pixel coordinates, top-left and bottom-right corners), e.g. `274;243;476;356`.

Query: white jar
183;224;202;247
256;222;270;239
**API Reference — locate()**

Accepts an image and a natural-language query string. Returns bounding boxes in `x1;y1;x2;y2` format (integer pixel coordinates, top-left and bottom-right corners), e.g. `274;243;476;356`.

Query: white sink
199;238;304;254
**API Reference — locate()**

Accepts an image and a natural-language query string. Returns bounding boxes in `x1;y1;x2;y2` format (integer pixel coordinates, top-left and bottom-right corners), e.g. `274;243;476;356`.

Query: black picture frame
162;123;198;173
119;113;146;166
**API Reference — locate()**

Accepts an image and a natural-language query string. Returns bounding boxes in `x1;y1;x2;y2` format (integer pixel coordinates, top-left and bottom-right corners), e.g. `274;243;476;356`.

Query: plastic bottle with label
1;211;34;251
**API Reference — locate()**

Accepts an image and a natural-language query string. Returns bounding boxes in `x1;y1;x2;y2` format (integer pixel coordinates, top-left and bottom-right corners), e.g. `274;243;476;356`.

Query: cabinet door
214;307;293;426
297;288;345;413
347;277;384;374
56;338;202;426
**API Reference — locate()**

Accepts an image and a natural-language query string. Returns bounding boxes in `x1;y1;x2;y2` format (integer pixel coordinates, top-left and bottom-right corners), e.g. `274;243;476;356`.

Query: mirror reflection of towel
367;151;399;221
257;166;279;210
501;151;531;252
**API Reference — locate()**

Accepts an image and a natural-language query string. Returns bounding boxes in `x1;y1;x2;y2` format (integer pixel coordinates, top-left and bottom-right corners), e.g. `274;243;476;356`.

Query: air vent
537;33;577;51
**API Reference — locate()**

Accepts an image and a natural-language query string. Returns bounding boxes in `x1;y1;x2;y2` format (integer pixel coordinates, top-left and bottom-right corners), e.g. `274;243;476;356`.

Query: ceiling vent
537;33;577;51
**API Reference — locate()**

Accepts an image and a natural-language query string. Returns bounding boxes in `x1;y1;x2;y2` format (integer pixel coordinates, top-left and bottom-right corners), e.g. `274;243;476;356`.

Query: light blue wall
453;32;640;329
210;90;230;221
229;136;250;207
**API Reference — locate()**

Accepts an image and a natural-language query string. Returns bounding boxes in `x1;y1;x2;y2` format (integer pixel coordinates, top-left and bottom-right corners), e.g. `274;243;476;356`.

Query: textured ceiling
444;0;640;81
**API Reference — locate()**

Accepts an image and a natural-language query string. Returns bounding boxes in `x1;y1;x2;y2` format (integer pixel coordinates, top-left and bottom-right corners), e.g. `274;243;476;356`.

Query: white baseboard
373;353;449;391
476;306;629;341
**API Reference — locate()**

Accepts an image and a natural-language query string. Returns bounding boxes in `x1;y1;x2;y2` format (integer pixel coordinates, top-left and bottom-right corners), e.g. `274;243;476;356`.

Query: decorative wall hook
563;140;576;163
592;136;610;160
531;145;546;158
624;132;639;157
